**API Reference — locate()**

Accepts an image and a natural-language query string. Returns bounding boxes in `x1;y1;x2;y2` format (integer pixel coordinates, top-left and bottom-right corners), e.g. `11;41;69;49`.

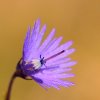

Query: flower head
18;19;76;89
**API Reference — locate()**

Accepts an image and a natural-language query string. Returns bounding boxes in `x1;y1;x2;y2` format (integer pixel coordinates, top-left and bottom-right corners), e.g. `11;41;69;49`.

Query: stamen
44;50;65;61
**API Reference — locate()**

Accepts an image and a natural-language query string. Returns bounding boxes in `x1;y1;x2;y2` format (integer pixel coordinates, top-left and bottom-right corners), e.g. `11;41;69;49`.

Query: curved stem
5;72;17;100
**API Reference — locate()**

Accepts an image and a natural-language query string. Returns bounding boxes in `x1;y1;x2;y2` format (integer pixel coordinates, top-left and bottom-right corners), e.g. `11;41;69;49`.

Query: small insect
40;55;46;65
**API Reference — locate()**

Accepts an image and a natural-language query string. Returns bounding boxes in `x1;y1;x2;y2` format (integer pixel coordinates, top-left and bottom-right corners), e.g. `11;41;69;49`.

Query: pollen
31;59;41;69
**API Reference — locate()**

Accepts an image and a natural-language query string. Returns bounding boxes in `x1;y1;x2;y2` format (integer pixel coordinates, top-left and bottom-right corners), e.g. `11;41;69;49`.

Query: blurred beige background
0;0;100;100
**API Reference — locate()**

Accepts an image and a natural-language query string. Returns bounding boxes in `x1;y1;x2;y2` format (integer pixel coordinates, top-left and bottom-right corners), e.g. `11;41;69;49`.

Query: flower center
23;59;42;71
31;59;41;69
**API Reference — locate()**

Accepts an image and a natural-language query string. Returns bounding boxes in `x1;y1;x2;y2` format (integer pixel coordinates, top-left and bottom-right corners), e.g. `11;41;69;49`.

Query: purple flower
18;19;77;89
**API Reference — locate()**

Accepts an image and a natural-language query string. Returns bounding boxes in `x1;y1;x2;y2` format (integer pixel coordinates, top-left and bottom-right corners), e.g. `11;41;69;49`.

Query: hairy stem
5;72;17;100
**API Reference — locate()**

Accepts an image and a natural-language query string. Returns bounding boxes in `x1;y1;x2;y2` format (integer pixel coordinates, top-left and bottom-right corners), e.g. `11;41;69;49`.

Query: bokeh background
0;0;100;100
